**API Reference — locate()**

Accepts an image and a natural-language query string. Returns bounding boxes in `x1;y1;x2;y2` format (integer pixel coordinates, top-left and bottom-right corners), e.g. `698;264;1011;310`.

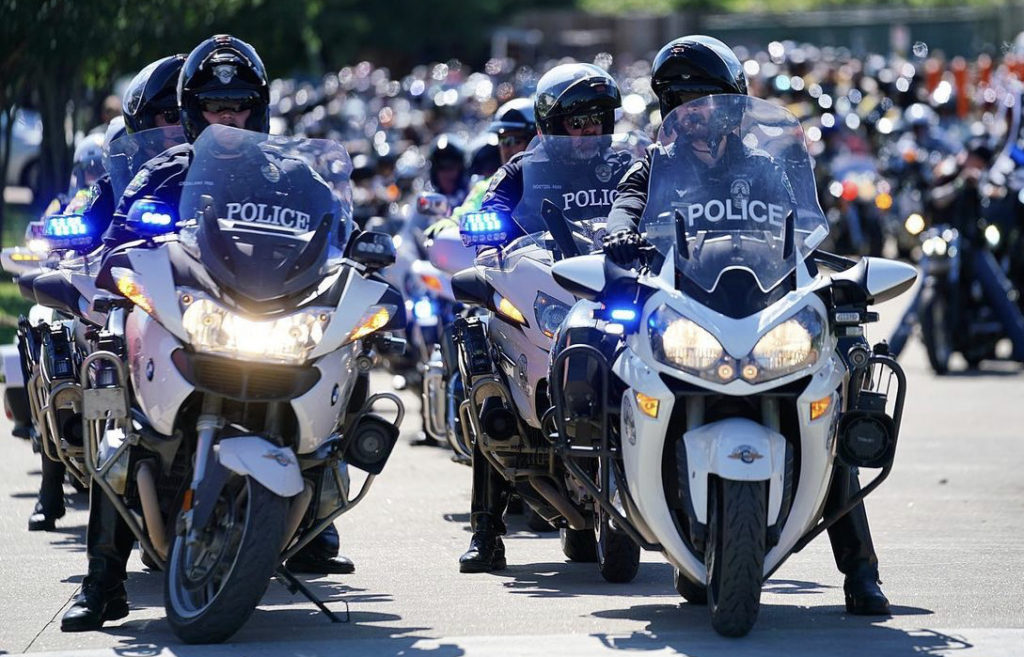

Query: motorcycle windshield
106;126;187;199
639;96;828;294
509;132;639;261
178;125;352;303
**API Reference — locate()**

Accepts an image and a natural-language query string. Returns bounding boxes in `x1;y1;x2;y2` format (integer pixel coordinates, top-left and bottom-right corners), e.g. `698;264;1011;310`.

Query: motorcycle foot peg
481;402;516;441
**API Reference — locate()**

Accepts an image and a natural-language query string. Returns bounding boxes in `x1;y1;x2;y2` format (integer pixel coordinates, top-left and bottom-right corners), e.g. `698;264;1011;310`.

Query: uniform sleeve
605;153;651;234
480;154;525;242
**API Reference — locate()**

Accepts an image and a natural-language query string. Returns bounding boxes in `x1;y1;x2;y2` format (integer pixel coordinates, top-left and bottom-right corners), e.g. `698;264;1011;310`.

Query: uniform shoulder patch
125;169;150;196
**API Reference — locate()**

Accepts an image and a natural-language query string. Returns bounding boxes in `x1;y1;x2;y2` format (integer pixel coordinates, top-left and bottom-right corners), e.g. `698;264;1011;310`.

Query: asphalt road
1;296;1022;656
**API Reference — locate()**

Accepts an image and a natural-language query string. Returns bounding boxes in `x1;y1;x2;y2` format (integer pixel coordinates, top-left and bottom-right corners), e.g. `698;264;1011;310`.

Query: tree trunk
35;74;73;212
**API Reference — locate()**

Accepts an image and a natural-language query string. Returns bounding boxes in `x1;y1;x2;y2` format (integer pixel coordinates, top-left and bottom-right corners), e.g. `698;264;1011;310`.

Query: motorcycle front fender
217;436;304;497
683;417;787;526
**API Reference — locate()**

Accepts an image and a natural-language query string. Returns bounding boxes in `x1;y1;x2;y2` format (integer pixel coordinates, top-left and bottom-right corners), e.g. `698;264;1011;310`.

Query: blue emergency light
126;197;177;234
609;308;638;322
44;214;90;238
459;210;507;247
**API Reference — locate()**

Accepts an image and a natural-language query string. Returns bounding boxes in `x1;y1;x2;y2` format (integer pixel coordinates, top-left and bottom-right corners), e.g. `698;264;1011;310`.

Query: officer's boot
29;453;67;531
459;447;510;573
61;484;133;631
286;522;355;574
826;465;890;615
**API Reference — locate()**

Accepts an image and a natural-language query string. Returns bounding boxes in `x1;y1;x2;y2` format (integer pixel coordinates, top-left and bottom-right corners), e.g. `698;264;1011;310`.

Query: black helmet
534;63;621;136
122;54;186;134
428;134;466;170
651;35;747;117
488;97;536;135
468;134;501;178
178;34;270;142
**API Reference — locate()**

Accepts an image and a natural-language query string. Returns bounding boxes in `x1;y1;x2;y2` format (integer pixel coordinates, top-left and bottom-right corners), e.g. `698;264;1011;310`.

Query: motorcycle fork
181;395;225;544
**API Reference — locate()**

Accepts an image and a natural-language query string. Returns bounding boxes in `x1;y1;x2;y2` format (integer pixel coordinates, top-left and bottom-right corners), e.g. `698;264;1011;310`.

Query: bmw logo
145;359;155;381
331;384;340;405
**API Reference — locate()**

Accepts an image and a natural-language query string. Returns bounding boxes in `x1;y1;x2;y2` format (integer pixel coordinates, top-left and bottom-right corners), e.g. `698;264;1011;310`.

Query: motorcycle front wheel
165;474;288;643
919;284;953;374
705;478;766;638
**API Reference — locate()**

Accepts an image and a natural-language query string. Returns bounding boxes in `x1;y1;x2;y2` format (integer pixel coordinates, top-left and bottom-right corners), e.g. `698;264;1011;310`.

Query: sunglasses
199;96;257;114
499;134;530;147
160;108;180;123
565;112;605;130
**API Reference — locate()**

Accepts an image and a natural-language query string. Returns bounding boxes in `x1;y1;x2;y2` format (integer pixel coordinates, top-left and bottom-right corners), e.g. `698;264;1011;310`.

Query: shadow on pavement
492;560;674;598
85;575;466;657
591;602;953;656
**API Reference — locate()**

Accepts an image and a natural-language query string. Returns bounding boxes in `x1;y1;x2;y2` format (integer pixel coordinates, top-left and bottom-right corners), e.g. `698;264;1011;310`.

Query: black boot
66;479;135;631
60;577;129;632
826;466;890;615
286;522;355;574
28;454;66;531
459;441;511;573
459;515;506;573
844;561;890;615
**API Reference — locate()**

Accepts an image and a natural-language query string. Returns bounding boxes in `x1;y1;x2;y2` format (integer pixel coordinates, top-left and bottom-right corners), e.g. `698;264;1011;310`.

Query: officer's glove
602;229;643;266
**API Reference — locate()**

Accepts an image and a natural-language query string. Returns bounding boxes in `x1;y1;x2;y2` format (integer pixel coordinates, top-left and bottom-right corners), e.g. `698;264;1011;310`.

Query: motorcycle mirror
348;230;397;270
862;257;918;304
542;199;581;259
551;254;606;301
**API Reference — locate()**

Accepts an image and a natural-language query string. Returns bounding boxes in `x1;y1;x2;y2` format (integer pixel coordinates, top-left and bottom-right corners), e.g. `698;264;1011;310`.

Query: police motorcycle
452;131;643;579
546;96;917;636
73;126;406;643
1;135;110;440
10;127;189;489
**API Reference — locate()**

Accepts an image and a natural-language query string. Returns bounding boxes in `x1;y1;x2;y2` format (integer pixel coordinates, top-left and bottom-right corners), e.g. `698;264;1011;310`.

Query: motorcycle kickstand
274;566;349;623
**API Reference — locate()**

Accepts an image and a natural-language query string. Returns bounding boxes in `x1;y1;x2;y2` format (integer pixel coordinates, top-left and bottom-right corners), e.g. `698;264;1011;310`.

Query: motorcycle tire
705;478;766;638
919;284;952;375
595;511;639;583
560;526;598;563
165;475;288;644
674;567;708;604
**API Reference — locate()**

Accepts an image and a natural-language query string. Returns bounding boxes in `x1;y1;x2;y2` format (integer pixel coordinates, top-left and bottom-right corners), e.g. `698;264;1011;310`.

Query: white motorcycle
81;126;406;643
451;132;643;578
549;96;917;636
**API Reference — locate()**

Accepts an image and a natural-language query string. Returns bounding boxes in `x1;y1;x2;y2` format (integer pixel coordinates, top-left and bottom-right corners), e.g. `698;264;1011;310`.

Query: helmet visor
657;84;733;113
197;89;262;114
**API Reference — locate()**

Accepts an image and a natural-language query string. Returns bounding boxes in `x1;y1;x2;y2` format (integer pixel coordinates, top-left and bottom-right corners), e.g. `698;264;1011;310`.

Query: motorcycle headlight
746;307;824;382
534;292;570;338
649;306;730;379
182;297;332;364
985;224;1001;248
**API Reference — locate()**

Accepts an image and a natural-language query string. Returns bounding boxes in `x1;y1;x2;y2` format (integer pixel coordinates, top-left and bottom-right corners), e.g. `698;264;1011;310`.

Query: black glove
602;229;643;266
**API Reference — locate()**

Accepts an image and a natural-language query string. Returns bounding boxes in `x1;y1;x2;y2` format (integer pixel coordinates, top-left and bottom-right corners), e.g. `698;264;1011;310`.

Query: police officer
61;36;351;634
459;62;628;573
600;35;891;616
